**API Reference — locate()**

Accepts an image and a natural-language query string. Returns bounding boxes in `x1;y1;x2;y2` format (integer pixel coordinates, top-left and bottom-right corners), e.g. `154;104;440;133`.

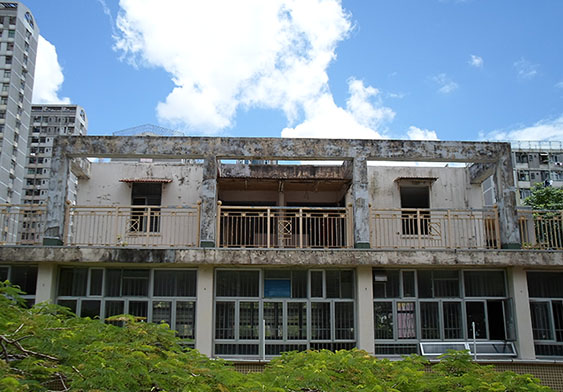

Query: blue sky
25;0;563;141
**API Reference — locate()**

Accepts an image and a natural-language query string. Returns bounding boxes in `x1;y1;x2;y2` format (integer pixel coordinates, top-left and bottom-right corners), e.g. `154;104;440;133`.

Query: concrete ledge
1;246;563;267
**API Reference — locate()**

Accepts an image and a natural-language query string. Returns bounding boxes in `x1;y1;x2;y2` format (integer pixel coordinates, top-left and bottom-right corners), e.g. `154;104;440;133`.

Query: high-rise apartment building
0;2;38;207
24;104;88;205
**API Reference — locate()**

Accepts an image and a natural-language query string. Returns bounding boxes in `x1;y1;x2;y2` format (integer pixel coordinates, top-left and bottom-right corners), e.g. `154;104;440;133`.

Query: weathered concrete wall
77;161;202;206
2;246;562;267
219;163;351;180
54;136;509;162
367;166;483;209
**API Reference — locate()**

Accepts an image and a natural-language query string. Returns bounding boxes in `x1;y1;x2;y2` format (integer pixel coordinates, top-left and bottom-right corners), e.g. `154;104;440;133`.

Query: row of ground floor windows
2;265;563;357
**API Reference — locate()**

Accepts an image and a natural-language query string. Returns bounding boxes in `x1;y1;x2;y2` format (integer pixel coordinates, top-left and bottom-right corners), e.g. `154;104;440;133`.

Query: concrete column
507;267;535;360
356;265;374;354
195;266;214;357
352;157;370;248
200;156;217;247
35;263;57;304
45;141;70;245
494;146;521;248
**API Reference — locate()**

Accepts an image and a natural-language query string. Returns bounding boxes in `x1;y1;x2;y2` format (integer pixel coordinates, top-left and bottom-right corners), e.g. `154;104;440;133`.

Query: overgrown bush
0;281;552;391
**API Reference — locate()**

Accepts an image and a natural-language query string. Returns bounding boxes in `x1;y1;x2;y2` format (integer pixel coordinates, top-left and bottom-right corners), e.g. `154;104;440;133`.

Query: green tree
524;183;563;210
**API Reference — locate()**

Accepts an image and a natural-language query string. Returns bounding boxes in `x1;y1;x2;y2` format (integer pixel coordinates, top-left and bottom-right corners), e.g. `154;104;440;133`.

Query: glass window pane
335;302;354;340
58;268;87;297
340;270;354;299
10;266;37;295
443;302;462;339
57;299;77;314
464;271;506;297
264;302;283;340
373;270;400;298
176;271;196;297
310;271;323;298
154;270;176;296
264;279;291;298
325;270;340;298
420;302;440;339
239;302;259;340
0;266;8;281
374;302;393;340
176;301;195;339
105;269;122;297
129;301;148;319
105;300;124;320
417;270;433;298
433;271;459;297
402;271;415;297
122;270;149;296
152;301;172;325
397;302;416;339
553;301;563;342
81;300;101;319
215;302;235;339
287;302;307;340
216;271;259;297
291;271;307;298
311;302;331;340
528;272;563;298
89;269;103;296
530;302;552;340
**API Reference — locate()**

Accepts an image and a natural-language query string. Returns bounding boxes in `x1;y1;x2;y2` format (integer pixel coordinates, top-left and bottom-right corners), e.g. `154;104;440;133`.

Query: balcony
369;208;500;249
0;204;45;245
65;205;200;248
217;204;353;248
519;209;563;250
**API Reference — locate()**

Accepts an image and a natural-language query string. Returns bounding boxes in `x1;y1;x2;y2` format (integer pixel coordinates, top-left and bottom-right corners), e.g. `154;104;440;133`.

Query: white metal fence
0;204;46;245
369;208;500;249
65;204;200;247
217;204;353;248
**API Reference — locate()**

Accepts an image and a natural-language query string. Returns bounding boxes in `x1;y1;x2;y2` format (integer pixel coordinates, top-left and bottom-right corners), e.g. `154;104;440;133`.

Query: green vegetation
524;183;563;210
0;282;552;391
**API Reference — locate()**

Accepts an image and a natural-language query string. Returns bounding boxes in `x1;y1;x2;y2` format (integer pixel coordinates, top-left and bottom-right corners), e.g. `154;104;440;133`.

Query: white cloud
432;73;458;94
114;0;353;133
281;78;394;139
480;115;563;141
32;36;70;104
556;81;563;89
469;54;483;68
407;125;438;140
513;58;539;80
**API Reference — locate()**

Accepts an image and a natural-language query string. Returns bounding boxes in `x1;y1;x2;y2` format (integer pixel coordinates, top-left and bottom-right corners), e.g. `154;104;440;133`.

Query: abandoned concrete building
1;135;563;381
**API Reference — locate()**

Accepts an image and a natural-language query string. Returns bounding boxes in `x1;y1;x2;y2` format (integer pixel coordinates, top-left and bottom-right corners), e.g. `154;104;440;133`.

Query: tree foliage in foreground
0;282;552;391
524;183;563;210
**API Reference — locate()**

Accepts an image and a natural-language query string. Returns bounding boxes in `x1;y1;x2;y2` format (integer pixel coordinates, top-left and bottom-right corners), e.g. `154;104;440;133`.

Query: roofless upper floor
2;136;536;250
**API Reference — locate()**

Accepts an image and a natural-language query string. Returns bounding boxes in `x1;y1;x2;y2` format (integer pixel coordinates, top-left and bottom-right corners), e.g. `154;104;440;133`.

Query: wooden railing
0;204;46;245
518;209;563;250
369;208;500;249
217;203;353;248
65;204;201;247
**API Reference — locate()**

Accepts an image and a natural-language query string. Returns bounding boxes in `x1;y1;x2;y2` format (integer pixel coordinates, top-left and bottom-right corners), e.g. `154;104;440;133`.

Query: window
400;186;430;235
373;269;512;357
215;269;355;358
130;183;162;233
56;267;197;341
7;30;14;38
0;265;37;306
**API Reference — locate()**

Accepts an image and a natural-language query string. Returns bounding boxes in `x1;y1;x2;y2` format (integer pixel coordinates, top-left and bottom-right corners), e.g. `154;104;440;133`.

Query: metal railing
217;203;353;248
0;204;46;245
369;208;500;249
518;209;563;250
65;204;201;247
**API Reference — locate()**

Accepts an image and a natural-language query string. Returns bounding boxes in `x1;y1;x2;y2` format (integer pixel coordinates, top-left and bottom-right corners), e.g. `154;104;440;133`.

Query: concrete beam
218;163;351;180
200;157;217;247
356;265;374;354
507;267;536;360
195;266;214;356
493;146;521;248
54;136;509;163
70;157;91;179
468;162;495;184
2;246;563;268
45;138;70;244
35;263;57;304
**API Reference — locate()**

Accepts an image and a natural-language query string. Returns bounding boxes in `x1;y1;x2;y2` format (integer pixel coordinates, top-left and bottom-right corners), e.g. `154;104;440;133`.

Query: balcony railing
0;204;45;245
217;203;353;248
518;209;563;250
369;208;500;249
65;204;200;247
